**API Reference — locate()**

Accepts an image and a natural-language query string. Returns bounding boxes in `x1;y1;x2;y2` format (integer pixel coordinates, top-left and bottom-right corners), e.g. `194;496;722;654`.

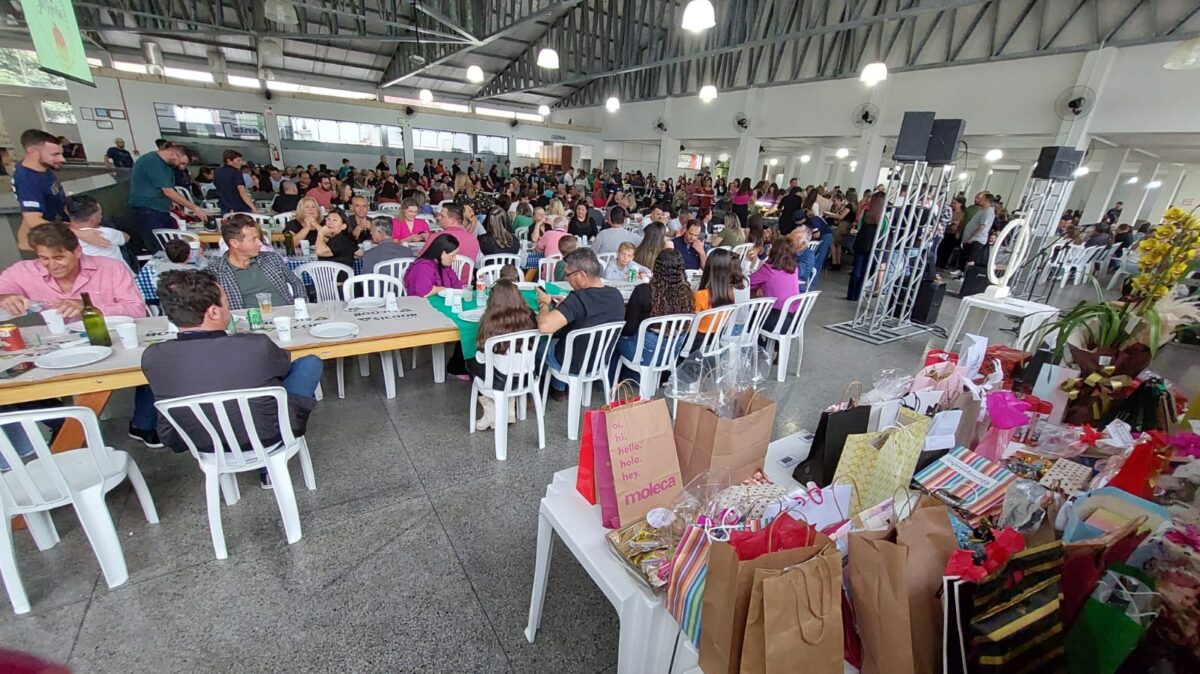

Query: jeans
545;338;567;392
282;355;323;398
130;207;176;253
847;251;870;300
132;385;157;430
810;236;832;289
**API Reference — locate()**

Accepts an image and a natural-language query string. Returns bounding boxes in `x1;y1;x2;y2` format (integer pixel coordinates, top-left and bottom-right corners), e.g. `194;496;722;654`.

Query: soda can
246;308;264;330
0;324;26;351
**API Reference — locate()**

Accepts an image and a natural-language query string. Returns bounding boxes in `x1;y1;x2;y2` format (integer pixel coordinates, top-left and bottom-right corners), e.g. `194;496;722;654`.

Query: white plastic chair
152;228;199;249
452;254;475;287
377;203;401;213
1057;244;1092;287
469;331;548;461
732;297;776;348
516;226;531;243
617;314;693;399
0;407;159;614
759;291;821;382
155;387;316;560
681;304;740;359
340;274;407;396
476;264;506;286
295;261;354;302
538;255;562;283
481;253;520;270
436;199;454;214
732;242;755;258
805;240;821;252
255;199;275;212
542;322;624;440
685;269;703;285
373;257;415;290
270;211;295;230
174;186;194;203
596;252;617;268
1093;242;1124;280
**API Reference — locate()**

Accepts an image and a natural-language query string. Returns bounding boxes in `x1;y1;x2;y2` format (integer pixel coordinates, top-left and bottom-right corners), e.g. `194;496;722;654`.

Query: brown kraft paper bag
604;398;684;525
701;530;833;674
674;391;777;485
762;545;843;674
848;529;915;674
895;496;958;674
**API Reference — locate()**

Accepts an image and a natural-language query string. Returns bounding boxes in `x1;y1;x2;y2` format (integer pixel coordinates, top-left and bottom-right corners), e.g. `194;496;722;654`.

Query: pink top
306;187;334;209
0;256;148;318
732;192;752;206
392;217;430;241
748;263;800;312
536;230;569;257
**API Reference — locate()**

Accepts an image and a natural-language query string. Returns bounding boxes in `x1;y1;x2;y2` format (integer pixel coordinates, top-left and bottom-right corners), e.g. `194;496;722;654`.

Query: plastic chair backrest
155;387;296;472
765;291;821;338
452;254;475;287
596;252;617;268
634;314;694;370
0;406;114;512
556;321;623;382
478;330;547;395
538;256;561;283
476;264;506;286
1063;244;1090;266
295;261;354;302
480;253;520;269
733;297;776;346
377;203;401;213
805;240;820;251
342;273;404;301
808;267;818;290
152;229;199;249
270;212;295;230
683;304;739;357
373;258;415;291
174;186;194;204
732;243;755;258
516;226;530;242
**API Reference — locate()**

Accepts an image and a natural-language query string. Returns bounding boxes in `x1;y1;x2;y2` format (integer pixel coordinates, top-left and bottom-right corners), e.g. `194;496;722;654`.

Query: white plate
66;315;134;333
347;297;385;309
458;308;484;322
516;282;538;291
309;322;359;339
438;288;461;299
35;345;113;369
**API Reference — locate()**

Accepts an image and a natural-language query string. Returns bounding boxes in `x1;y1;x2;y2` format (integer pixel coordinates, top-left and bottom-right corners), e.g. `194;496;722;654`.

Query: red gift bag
593;409;621;529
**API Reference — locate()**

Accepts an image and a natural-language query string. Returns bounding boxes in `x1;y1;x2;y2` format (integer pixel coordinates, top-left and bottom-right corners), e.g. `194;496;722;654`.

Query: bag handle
842;381;863;406
609;379;639;404
789;547;835;645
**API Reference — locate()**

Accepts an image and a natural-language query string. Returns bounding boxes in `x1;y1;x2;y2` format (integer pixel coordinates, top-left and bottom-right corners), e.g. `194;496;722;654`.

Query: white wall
0;85;80;155
602;140;659;176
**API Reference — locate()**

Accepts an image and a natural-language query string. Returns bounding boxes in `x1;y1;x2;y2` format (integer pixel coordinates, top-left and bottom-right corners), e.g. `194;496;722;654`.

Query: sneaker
128;423;164;448
260;472;273;490
948;270;963;280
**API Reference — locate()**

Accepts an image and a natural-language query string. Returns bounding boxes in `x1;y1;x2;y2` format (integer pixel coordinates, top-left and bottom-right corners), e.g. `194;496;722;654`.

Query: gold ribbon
1060;366;1134;420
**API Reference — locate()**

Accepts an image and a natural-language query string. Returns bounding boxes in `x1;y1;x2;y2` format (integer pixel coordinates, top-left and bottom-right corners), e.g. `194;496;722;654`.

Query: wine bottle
284;230;296;256
80;293;112;347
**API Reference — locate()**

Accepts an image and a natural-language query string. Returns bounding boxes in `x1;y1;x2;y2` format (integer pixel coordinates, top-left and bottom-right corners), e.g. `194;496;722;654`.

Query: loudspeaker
925;119;965;166
893;111;936;162
1032;146;1085;180
912;280;946;323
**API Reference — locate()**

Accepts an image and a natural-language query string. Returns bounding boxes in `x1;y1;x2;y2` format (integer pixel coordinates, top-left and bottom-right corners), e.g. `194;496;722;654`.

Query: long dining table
0;297;461;453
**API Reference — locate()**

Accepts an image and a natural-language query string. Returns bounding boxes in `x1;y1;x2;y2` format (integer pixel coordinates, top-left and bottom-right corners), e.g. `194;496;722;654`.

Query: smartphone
0;361;34;379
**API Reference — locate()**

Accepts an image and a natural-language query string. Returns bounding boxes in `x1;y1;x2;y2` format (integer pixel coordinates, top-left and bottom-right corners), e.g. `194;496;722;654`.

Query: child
554;236;578;282
499;264;521;283
603;241;649;281
471;280;537;430
161;239;195;269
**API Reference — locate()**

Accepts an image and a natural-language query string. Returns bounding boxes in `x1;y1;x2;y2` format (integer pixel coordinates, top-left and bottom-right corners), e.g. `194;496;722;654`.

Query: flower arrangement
1129;207;1200;309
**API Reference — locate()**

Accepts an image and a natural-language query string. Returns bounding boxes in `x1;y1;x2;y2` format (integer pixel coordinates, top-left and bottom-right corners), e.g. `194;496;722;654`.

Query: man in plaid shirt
208;214;305;310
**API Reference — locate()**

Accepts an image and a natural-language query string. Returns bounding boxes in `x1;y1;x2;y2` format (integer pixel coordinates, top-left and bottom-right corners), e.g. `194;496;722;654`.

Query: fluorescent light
984;149;1003;161
1072;166;1090;177
718;153;729;161
859;62;888;86
800;154;811;164
466;65;484;83
769;158;778;166
606;96;620;112
537;48;559;69
1126;176;1139;184
419;89;433;102
1146;180;1163;189
835;147;849;159
681;0;716;32
850;160;858;169
228;75;262;89
958;172;969;180
698;84;717;102
537;104;551;116
164;67;213;83
988;169;994;175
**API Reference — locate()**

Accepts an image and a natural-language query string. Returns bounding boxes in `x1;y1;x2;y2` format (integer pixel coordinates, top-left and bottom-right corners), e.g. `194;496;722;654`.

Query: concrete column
856;134;886;195
657;134;681;180
402;124;415;167
1011;162;1036;208
799;147;829;186
1129;160;1161;224
506;132;517;168
731;134;763;184
1080;148;1129;224
1055;47;1118;150
1146;166;1187;223
785;154;804;184
967;153;991;196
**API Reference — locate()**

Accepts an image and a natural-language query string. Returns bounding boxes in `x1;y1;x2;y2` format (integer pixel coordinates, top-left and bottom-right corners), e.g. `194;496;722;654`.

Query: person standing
128;142;209;252
214;149;256;214
1104;201;1123;225
954;192;995;277
104;137;134;168
14;130;67;252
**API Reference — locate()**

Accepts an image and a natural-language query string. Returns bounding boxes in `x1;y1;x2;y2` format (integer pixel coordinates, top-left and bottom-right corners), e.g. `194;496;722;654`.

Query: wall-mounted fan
1054;85;1095;121
852;103;879;129
733;112;749;133
653;116;669;134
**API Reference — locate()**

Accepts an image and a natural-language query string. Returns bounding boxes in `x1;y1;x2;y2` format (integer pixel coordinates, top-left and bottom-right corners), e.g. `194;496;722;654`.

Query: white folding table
943;294;1059;352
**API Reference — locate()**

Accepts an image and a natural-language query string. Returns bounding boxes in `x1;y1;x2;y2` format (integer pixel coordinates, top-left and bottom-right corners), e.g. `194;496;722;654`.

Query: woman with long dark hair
315;208;360;268
479;207;520;256
731;177;753;226
633;222;667;270
749;234;801;337
470;279;537;430
694;248;744;333
848;191;887;301
612;248;695;382
404;233;461;298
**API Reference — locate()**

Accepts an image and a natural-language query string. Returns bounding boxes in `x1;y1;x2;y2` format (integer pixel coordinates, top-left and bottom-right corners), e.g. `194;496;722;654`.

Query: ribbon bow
1060;366;1136;421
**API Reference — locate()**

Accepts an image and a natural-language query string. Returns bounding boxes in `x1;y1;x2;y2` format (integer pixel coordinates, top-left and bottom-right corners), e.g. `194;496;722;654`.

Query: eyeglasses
565;270;585;280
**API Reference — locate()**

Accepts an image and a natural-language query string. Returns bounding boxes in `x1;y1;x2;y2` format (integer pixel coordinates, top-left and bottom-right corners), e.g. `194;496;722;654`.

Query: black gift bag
793;383;871;487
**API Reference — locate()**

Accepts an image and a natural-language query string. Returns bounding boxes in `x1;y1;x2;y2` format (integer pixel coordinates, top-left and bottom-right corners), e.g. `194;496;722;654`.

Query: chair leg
394;350;405;379
219;473;240;506
532;387;547;450
775;339;790;383
297;437;317;491
0;517;30;614
23;510;60;551
468;382;479;434
72;486;129;589
314;382;324;401
493;394;509;461
566;381;582;441
411;348;418;370
125;458;160;524
582;381;594;407
517;393;528;421
265;455;302;545
336;358;345;399
357;355;370;377
204;472;228;560
795;334;805;375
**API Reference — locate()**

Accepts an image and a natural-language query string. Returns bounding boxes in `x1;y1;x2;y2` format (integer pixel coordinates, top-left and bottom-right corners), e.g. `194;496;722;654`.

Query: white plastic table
943;294;1059;352
525;432;813;674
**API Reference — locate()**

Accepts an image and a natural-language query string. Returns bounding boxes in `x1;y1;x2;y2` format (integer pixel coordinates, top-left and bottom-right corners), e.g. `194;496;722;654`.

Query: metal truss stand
1011;176;1074;305
826;160;955;345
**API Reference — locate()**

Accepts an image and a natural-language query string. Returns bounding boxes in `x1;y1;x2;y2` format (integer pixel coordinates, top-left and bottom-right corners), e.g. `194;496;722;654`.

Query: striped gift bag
913;447;1016;521
666;524;710;646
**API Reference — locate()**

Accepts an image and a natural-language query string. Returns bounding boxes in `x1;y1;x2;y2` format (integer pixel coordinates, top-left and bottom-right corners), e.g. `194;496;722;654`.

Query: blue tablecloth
136;253;364;302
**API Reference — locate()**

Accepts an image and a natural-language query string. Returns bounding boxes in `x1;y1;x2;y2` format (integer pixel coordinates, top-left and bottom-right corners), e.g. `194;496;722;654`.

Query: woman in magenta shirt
731;177;753;229
748;235;801;335
403;235;462;297
391;198;430;243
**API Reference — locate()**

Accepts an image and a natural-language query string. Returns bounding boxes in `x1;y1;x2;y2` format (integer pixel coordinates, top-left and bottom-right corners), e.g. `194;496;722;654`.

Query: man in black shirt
777;186;804;234
214;149;255;214
104;138;134;168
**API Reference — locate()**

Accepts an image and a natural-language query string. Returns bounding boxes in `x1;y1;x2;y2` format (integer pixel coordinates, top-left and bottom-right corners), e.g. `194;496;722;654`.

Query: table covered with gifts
529;334;1200;674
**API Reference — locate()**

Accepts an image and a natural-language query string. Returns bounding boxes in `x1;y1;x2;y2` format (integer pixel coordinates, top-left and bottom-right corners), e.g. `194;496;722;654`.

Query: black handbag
793;382;871;486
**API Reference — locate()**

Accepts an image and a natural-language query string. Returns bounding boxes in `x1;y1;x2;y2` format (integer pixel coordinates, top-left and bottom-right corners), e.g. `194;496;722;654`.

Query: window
476;135;508;156
164;67;214;83
412;128;471;152
278;116;387;147
155;103;267;140
385;126;405;149
677;154;702;170
267;80;374;101
40;101;76;125
0;48;66;89
516;138;544;158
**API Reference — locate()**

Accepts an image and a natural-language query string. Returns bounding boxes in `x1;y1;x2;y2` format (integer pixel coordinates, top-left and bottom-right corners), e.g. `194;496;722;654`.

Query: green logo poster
24;0;93;85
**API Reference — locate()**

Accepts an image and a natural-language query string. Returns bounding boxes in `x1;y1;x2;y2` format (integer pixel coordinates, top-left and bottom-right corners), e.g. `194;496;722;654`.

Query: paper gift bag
848;529;914;674
760;546;843;674
674;391;777;485
833;408;932;515
666;524;710;646
602;398;683;528
794;383;871;487
913;447;1017;521
700;528;830;674
967;541;1067;673
592;411;621;529
1065;567;1157;674
896;498;958;674
577;394;641;504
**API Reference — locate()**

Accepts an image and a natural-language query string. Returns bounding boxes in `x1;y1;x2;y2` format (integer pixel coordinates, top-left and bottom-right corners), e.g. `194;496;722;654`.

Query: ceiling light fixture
769;158;778;166
605;96;620;112
681;0;716;32
698;84;717;102
859;62;888;86
958;172;969;180
537;48;559;69
418;88;433;102
537;104;550;116
984;149;1003;161
466;65;484;83
835;147;849;159
799;154;811;164
1146;180;1163;189
718;153;729;161
988;169;994;175
1073;166;1090;177
1126;176;1139;184
1163;36;1200;70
